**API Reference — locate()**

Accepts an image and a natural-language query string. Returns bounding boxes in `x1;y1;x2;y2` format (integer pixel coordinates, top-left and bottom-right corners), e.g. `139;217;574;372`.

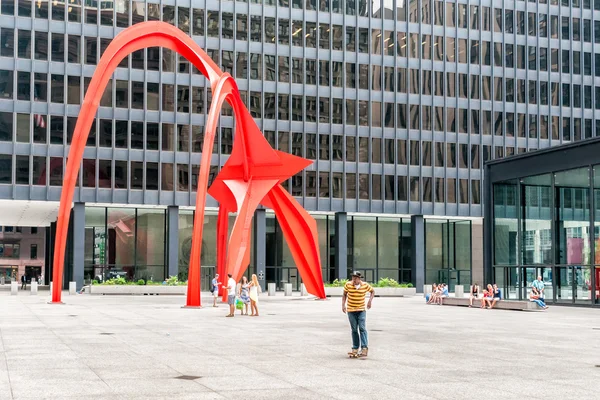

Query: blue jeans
348;311;368;349
532;299;546;308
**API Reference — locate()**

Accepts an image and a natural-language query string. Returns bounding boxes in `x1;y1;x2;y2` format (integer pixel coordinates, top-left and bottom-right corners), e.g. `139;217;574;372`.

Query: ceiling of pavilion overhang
0;200;59;227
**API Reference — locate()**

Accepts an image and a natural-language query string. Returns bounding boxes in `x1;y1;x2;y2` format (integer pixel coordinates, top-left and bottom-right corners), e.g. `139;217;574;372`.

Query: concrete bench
440;297;543;311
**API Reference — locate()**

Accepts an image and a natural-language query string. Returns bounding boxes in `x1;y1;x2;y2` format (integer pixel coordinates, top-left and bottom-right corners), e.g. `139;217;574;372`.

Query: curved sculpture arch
51;21;325;305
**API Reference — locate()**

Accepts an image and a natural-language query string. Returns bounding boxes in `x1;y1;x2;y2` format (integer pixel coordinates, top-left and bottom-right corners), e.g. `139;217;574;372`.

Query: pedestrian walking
225;274;236;317
21;274;26;290
342;271;374;358
211;274;221;307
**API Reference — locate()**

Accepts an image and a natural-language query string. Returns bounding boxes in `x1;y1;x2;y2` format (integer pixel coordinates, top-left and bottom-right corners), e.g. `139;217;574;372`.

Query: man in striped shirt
342;271;375;357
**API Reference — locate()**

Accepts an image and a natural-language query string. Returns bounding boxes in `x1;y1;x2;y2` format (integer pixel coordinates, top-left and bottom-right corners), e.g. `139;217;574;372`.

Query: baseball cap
351;271;363;278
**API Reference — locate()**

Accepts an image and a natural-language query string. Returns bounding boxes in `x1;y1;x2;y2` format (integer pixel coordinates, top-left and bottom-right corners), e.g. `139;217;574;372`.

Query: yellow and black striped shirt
344;281;374;312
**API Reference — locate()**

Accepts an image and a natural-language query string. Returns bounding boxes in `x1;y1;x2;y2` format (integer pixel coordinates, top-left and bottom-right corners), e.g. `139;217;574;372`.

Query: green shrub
373;278;414;288
373;278;401;288
136;279;145;285
102;277;127;285
165;275;179;286
92;280;99;285
324;279;349;287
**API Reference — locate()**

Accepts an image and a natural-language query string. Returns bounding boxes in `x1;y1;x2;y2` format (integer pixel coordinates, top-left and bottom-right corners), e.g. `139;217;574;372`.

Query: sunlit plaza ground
0;292;599;400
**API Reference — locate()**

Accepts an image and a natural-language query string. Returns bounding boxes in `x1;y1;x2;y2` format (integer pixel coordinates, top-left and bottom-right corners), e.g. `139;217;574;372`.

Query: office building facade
485;138;600;307
0;226;45;283
11;0;596;290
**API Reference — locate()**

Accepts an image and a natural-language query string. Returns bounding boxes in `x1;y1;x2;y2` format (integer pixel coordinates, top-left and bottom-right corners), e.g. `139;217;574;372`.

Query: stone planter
89;285;187;295
374;287;417;297
324;287;344;297
325;286;416;297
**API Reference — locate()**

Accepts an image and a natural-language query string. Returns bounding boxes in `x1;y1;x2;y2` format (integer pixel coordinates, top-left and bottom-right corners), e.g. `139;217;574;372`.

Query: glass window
235;15;248;41
279;19;289;45
67;76;80;105
521;174;552;265
410;177;419;201
85;37;97;65
446;3;455;28
434;142;444;167
359;174;369;199
409;0;419;22
0;153;10;183
17;29;31;59
528;12;537;36
15;71;29;101
434;1;444;25
115;80;128;108
161;163;173;191
350;217;377;271
35;31;48;60
192;8;205;36
397;33;407;58
114;0;128;27
50;74;63;103
446;107;455;133
67;35;80;63
470;5;479;29
15;155;28;184
398;176;407;201
207;11;219;37
145;163;158;191
146;122;158;151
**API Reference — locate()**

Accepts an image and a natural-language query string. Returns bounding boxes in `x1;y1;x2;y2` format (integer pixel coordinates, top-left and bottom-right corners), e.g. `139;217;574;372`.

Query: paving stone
0;293;599;400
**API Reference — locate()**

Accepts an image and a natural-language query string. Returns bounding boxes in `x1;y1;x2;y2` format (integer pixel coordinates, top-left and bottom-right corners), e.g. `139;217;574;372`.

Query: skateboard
348;350;368;358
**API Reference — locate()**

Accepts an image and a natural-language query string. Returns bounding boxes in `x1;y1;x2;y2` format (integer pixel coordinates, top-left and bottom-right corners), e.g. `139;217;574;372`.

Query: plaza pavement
0;291;599;400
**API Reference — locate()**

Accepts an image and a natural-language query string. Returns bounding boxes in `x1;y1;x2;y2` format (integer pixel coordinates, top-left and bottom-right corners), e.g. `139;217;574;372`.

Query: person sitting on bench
481;284;493;308
434;283;449;305
486;284;502;309
426;283;439;304
469;283;480;307
530;287;548;309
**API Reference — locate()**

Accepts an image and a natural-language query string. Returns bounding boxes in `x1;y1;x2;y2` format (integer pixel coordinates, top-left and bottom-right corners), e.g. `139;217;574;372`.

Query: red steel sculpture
50;22;326;305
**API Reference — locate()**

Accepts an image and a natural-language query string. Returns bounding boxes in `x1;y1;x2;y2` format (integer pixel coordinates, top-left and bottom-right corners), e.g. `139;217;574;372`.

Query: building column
253;209;266;291
411;215;425;293
72;202;85;290
335;212;348;280
167;206;179;279
45;224;54;286
471;220;484;286
483;167;494;286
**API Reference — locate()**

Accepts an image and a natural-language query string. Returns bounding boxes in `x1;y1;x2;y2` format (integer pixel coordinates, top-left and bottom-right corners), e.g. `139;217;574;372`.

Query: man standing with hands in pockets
342;271;375;358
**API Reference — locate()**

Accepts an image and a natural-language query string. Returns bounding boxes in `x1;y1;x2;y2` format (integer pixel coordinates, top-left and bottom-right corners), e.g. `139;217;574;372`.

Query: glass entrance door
25;266;42;283
265;266;301;291
202;266;215;292
363;268;375;283
556;266;573;303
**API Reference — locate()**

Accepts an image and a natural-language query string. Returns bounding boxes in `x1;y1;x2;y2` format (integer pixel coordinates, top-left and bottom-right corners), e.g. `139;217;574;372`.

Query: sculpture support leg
265;185;326;299
185;78;235;307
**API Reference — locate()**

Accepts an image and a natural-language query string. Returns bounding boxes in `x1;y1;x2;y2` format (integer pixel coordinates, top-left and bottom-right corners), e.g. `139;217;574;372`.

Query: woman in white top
249;274;261;316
